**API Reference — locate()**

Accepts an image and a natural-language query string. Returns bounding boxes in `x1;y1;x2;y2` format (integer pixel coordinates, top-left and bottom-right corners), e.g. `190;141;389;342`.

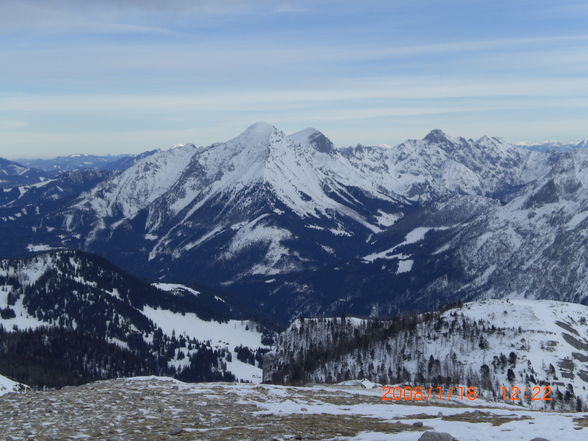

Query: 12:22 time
500;385;552;401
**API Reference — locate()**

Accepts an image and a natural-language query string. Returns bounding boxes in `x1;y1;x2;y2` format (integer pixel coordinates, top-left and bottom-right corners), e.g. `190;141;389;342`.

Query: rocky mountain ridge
0;124;587;323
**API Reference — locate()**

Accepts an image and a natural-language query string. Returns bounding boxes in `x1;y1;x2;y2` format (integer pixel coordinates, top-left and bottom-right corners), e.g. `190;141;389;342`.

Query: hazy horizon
4;124;588;161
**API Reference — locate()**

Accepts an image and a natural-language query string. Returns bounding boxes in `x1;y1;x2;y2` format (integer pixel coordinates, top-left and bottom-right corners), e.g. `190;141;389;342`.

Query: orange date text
381;386;478;401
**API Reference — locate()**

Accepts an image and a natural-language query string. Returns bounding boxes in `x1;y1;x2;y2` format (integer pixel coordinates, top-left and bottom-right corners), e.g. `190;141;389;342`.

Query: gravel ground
0;377;585;441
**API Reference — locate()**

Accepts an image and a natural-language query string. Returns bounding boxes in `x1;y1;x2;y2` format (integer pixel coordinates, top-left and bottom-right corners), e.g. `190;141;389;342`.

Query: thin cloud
0;120;27;130
3;76;588;114
3;33;587;77
0;0;311;34
1;0;587;156
274;3;310;13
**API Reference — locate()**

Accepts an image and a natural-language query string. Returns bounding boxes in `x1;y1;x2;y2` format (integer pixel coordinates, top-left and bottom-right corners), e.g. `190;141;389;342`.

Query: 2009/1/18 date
381;385;553;401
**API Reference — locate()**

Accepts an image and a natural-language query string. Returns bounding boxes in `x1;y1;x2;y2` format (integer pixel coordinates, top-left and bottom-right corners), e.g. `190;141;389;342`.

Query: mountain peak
576;138;588;149
238;122;278;141
224;123;284;154
423;129;450;143
476;135;504;147
288;128;335;154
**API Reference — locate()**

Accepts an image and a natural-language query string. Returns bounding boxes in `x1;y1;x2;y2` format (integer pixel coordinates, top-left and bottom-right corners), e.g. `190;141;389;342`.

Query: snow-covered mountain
1;124;557;283
228;136;588;323
390;147;588;309
1;124;587;324
451;150;588;301
0;169;114;257
342;130;552;201
0;158;49;188
29;123;412;282
0;250;274;386
264;299;588;411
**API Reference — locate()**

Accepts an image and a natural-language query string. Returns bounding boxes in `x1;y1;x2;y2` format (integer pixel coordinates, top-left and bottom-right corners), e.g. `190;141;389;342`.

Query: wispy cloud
0;120;27;130
3;75;588;114
1;0;587;156
0;0;316;34
3;34;587;101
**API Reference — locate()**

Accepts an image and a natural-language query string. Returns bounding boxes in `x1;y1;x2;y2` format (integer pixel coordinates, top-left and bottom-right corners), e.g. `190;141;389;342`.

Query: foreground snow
0;374;24;396
0;377;585;440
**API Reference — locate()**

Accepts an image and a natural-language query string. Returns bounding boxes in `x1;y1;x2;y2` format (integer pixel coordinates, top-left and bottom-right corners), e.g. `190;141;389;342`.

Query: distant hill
0;157;49;188
264;299;588;411
17;150;159;176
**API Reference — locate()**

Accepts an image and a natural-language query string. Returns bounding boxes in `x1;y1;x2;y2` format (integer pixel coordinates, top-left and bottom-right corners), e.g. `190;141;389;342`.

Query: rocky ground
0;377;586;441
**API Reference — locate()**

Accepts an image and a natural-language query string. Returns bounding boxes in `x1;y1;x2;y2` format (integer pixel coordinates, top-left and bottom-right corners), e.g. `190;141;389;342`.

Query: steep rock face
263;299;588;411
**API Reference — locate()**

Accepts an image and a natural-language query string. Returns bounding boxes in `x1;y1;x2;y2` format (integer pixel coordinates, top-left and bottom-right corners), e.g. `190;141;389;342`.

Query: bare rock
169;424;184;435
418;431;457;441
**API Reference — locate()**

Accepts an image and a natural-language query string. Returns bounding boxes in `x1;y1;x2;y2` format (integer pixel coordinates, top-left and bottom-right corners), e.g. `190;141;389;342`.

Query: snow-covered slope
0;373;26;396
276;144;588;321
72;144;197;220
264;299;588;410
46;123;411;282
428;148;588;304
0;250;273;384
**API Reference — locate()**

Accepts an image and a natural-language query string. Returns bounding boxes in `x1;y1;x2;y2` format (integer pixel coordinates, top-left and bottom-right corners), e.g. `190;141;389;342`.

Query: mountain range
16;151;158;176
1;123;587;326
517;139;588;153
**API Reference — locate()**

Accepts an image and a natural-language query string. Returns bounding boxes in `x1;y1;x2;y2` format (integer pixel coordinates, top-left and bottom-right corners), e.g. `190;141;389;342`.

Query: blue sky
1;0;588;158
